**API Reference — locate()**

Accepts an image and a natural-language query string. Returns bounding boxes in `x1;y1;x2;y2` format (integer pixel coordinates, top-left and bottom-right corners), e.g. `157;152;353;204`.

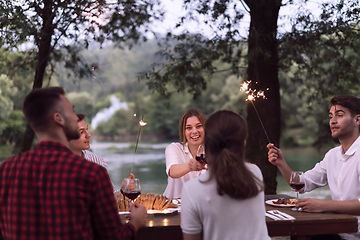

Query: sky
155;0;327;38
15;0;327;51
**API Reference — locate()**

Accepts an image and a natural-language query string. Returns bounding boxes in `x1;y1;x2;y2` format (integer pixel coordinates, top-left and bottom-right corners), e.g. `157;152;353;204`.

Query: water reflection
91;141;169;195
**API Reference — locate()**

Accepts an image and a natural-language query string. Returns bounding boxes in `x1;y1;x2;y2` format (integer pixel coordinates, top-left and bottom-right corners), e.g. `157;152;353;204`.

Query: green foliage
0;0;164;151
278;0;360;147
0;74;17;134
140;34;247;99
89;44;248;141
96;108;138;138
0;110;26;145
0;144;14;161
145;92;184;140
56;42;163;101
0;0;161;51
0;49;34;109
67;92;96;120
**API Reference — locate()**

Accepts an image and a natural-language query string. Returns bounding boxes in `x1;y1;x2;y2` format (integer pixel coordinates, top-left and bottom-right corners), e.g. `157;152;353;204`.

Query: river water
90;141;331;199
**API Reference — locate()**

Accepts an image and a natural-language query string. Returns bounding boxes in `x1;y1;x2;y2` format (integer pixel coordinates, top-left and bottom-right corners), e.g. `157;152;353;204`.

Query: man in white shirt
268;95;360;240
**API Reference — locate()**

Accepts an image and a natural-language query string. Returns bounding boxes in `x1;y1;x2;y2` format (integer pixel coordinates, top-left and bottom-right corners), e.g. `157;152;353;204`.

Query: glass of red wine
122;178;141;205
290;171;304;211
195;145;206;164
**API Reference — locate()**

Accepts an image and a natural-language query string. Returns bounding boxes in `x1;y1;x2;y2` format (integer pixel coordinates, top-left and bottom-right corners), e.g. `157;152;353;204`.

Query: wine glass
122;178;141;205
195;145;206;164
290;171;304;211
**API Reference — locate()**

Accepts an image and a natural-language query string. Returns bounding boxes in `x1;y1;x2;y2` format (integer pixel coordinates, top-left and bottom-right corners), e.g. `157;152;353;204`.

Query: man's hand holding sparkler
267;143;293;185
267;143;285;166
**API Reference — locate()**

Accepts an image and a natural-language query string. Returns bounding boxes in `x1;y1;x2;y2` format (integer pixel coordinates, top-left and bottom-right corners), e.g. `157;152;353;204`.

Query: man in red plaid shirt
0;87;147;240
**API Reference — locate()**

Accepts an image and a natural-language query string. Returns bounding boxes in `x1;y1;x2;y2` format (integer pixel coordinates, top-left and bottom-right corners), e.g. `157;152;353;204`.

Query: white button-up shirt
163;142;205;198
301;136;360;238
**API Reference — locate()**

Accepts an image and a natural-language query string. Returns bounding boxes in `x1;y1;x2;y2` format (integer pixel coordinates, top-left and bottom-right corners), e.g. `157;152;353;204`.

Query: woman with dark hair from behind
181;110;270;240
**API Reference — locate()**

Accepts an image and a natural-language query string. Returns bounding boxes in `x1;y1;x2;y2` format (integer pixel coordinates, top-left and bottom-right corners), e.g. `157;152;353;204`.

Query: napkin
265;212;282;220
266;210;295;221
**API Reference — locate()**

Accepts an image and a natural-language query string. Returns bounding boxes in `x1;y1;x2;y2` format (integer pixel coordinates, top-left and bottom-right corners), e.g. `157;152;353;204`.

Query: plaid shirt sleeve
83;150;118;192
90;166;135;240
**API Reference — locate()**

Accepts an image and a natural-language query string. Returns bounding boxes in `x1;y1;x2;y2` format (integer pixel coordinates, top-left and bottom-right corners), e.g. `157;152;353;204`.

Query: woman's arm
165;143;205;178
168;162;190;178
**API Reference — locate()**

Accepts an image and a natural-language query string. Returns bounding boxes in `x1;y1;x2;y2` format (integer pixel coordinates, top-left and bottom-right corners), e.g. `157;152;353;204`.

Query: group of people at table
0;87;359;240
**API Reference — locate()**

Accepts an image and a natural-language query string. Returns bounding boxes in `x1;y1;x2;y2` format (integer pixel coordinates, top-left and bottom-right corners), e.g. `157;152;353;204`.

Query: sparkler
130;115;147;173
240;80;270;143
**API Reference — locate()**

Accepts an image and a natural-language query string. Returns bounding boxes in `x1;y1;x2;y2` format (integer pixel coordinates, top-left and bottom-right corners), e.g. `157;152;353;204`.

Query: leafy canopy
0;0;163;77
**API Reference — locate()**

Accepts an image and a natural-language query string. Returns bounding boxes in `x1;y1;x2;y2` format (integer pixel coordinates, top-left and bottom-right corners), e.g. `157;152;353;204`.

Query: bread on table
116;193;178;212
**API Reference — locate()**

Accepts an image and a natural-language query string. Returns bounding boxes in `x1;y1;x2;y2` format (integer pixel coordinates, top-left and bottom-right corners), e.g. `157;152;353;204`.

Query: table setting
266;210;296;221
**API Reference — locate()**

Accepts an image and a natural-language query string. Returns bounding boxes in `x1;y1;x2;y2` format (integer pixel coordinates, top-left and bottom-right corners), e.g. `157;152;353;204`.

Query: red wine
195;154;206;164
290;182;305;191
124;191;141;200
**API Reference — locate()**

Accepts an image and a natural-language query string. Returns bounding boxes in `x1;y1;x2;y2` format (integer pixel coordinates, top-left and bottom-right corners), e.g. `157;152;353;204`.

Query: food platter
265;199;296;207
119;209;179;215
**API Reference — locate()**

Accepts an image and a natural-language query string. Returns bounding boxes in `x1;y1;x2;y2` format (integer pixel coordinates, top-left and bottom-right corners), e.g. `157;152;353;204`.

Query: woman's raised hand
188;158;206;172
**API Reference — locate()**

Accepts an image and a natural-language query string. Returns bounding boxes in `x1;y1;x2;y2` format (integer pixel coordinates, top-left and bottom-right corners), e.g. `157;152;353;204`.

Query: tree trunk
244;0;281;194
19;1;54;153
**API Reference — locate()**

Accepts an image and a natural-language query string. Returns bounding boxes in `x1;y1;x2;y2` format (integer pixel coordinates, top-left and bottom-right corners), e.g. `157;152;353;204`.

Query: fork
273;210;289;220
266;211;285;220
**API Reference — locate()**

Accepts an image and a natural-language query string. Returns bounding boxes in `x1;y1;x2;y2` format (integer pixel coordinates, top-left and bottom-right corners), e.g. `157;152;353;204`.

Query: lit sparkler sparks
240;81;267;102
131;115;147;173
240;80;270;143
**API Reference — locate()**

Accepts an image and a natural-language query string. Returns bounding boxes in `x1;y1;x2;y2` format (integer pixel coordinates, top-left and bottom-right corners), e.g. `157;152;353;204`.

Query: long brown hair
204;110;263;199
179;109;206;145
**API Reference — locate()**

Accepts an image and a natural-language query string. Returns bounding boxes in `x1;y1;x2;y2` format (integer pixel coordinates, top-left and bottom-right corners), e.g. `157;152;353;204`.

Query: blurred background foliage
1;34;357;154
2;0;360;159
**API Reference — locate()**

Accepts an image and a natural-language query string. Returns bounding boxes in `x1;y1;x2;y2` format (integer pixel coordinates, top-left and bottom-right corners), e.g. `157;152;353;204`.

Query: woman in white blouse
163;109;207;199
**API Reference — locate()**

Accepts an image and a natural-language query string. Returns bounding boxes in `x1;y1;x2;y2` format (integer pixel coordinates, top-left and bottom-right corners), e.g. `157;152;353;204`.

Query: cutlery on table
266;210;295;220
266;211;283;220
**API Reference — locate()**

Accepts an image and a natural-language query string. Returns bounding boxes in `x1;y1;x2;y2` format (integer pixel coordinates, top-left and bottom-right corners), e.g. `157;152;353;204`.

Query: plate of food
265;198;297;207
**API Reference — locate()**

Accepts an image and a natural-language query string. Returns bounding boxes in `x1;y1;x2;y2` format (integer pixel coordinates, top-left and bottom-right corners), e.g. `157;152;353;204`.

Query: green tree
0;74;17;135
278;0;360;147
96;108;137;139
140;0;360;193
0;0;162;152
141;0;283;193
0;48;34;110
0;110;26;147
67;92;95;120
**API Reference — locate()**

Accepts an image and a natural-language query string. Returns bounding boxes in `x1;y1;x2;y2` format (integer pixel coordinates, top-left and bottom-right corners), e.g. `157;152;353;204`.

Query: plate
265;199;296;207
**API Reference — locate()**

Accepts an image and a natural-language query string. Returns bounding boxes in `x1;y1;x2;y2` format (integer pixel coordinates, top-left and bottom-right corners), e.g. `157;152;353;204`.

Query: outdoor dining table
119;194;358;240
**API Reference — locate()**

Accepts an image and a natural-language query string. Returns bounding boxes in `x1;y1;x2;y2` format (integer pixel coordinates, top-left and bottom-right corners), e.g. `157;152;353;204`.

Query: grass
128;143;153;151
106;146;119;150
